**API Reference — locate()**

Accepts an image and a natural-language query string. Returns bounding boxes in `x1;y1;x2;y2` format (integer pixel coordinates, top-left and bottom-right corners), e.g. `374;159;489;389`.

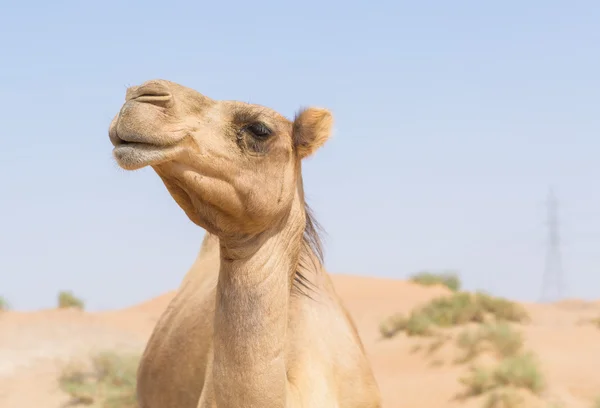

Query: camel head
109;79;333;237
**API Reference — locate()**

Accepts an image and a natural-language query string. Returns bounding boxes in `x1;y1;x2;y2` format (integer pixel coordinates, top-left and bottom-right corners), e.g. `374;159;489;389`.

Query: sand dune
1;274;600;408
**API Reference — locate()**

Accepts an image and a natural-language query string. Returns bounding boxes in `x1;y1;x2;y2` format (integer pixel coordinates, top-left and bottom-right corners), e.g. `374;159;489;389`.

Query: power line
540;187;566;302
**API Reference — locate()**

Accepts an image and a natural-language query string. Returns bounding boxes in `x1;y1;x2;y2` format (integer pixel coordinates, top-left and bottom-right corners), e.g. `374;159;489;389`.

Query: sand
1;274;600;408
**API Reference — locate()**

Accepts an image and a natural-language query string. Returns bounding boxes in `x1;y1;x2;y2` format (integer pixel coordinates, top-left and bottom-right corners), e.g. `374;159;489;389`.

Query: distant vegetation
0;296;8;311
480;389;525;408
59;351;139;407
380;291;529;339
457;323;544;399
380;275;544;407
461;350;545;403
58;291;85;310
409;271;461;292
455;322;524;364
593;396;600;408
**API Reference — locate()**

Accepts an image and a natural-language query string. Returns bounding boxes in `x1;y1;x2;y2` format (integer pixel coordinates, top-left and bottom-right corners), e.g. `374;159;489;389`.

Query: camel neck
212;202;305;408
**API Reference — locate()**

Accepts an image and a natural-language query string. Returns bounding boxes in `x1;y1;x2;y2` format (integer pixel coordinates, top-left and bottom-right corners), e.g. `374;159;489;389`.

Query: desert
2;272;600;408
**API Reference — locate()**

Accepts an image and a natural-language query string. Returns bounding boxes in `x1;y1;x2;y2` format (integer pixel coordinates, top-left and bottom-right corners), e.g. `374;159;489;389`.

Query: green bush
59;351;140;407
410;271;461;291
482;323;524;358
455;322;524;364
460;365;494;396
493;352;545;394
482;389;524;408
0;296;8;311
380;291;529;339
474;292;530;323
459;351;544;398
58;291;85;310
379;314;408;338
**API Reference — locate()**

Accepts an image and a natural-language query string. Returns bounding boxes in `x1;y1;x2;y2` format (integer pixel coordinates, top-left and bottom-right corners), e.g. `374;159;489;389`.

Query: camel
108;79;382;408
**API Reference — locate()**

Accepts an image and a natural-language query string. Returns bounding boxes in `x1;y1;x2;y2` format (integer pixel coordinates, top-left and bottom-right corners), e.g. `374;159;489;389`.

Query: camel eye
245;122;272;139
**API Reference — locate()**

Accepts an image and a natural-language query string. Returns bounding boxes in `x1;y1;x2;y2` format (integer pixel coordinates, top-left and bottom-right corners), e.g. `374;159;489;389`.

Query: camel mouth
109;124;186;170
112;135;170;156
112;138;184;171
110;125;181;149
112;132;162;148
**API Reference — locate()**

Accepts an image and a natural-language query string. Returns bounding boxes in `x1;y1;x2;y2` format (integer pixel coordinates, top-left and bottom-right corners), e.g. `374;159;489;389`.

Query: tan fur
293;107;334;159
108;79;381;408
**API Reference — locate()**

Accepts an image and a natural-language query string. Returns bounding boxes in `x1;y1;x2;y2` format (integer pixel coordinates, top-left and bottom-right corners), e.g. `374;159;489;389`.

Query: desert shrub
455;328;482;363
482;389;524;408
474;292;529;323
426;334;448;355
492;352;545;394
403;312;435;336
0;296;8;311
379;314;407;338
482;323;524;358
418;292;485;327
58;290;85;310
460;365;494;396
59;351;140;407
460;352;544;399
455;322;524;364
380;291;529;338
593;396;600;408
410;271;461;291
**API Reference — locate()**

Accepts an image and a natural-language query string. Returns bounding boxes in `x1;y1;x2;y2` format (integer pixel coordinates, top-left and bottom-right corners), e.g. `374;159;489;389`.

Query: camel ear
292;107;333;159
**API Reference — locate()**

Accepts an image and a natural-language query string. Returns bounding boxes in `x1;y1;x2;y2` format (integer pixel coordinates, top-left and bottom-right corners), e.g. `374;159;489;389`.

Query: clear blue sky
1;1;598;310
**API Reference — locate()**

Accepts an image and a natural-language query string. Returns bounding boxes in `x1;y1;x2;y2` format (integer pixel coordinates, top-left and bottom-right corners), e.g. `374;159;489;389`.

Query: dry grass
380;291;529;339
59;351;139;407
58;291;85;310
409;271;461;292
593;396;600;408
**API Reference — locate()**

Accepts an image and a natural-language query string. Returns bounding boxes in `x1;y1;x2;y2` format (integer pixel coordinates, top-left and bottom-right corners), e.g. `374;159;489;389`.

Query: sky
1;1;599;311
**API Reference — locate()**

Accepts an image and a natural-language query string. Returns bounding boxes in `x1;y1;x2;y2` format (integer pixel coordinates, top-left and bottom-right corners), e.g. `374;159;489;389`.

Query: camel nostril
137;92;171;98
126;80;173;106
131;92;173;107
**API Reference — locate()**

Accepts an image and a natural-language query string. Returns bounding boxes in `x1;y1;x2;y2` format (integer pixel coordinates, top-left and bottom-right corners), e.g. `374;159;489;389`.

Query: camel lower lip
113;142;166;155
112;142;174;170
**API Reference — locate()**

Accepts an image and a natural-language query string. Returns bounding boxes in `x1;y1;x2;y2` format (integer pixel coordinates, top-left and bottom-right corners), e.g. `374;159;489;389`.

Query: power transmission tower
540;188;566;302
